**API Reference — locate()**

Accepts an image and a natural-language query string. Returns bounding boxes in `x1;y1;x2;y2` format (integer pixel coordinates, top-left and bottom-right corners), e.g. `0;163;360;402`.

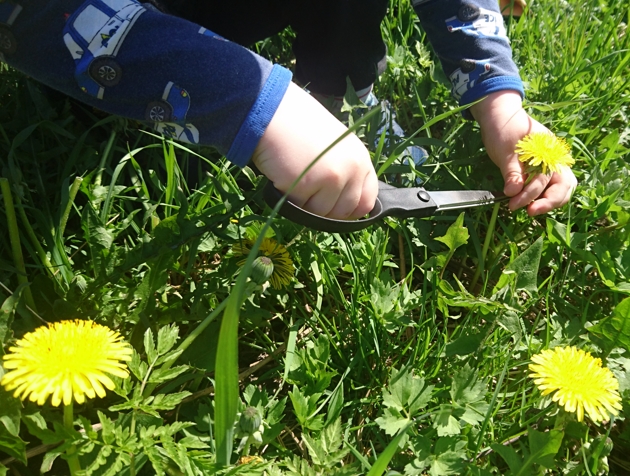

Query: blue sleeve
2;0;292;167
411;0;524;106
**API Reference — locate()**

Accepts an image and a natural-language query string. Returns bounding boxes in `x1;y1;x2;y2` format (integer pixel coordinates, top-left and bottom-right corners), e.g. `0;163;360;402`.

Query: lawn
1;0;630;474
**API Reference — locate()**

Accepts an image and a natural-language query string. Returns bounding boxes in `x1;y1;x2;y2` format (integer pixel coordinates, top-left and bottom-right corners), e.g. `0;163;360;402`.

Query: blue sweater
2;0;523;167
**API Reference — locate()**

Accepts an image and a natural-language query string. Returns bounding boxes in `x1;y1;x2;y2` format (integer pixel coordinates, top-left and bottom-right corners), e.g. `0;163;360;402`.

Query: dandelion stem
470;202;500;291
63;403;82;476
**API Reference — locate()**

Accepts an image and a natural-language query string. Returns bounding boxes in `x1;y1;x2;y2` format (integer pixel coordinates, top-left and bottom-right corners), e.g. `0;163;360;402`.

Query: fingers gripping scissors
263;180;507;233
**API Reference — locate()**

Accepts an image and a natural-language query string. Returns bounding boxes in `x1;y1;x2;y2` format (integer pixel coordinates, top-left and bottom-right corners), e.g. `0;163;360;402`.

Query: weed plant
1;0;630;474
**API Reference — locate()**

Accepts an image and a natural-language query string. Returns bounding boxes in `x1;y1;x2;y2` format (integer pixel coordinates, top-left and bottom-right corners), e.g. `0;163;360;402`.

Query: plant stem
58;177;83;240
0;177;37;316
470;202;500;291
129;411;137;476
63;402;82;476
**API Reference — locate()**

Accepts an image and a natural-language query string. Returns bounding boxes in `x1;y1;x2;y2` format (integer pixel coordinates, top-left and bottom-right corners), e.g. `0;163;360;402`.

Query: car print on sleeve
445;4;507;39
63;0;146;99
0;1;23;60
449;59;491;101
146;82;200;145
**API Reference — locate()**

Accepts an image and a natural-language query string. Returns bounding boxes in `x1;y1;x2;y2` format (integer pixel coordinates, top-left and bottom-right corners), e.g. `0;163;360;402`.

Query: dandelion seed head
1;320;132;407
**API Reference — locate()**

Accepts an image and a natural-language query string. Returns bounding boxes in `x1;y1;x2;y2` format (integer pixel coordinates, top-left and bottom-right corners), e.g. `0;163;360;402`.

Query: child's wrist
469;90;524;131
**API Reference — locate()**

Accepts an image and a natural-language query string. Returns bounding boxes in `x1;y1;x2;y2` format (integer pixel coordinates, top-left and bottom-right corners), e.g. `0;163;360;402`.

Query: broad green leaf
430;450;466;476
0;425;27;465
148;391;191;411
459;400;489;426
289;387;324;432
430;437;468;476
404;436;433;475
546;219;616;287
496;311;523;343
434;213;469;253
97;410;115;445
444;331;485;357
144;328;157;364
320;418;345;456
147;365;188;384
156;324;179;355
527;428;564;470
494;237;543;296
0;389;21;437
432;405;461;436
302;418;349;467
588;297;630;352
22;413;63;445
492;429;564;476
491;444;522;474
450;364;486;405
382;367;434;416
375;407;411;436
128;350;148;381
40;449;64;474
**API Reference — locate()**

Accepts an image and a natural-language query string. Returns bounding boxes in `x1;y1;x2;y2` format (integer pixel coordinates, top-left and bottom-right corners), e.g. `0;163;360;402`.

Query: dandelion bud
250;256;274;285
239;406;262;434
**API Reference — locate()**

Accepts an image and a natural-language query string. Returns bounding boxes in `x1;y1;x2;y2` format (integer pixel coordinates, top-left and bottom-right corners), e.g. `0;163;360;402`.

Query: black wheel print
89;57;122;87
145;101;173;122
0;27;17;55
459;59;477;73
458;4;480;22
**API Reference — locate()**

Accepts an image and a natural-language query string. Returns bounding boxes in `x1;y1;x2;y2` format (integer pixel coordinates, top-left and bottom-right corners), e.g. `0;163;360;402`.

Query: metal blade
429;190;506;212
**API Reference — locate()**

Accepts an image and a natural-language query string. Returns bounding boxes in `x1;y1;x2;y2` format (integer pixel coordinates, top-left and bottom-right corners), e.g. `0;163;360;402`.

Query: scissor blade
430;190;506;212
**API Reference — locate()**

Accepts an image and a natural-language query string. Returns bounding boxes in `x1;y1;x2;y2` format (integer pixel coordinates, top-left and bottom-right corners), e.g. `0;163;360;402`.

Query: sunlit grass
0;0;629;474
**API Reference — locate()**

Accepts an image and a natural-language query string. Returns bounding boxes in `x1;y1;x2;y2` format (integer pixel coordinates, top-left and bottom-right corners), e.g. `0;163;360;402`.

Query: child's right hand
470;91;577;216
252;82;378;220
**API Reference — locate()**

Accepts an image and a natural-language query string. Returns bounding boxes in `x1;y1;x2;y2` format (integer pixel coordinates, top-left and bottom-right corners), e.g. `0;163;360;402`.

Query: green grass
1;0;630;474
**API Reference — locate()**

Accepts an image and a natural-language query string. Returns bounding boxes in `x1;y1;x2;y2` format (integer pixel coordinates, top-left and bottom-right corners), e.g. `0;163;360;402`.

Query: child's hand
252;82;378;219
470;91;577;216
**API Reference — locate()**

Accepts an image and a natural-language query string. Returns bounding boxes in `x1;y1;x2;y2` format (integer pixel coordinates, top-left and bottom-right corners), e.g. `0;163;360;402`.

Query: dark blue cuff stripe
227;64;293;167
459;76;525;106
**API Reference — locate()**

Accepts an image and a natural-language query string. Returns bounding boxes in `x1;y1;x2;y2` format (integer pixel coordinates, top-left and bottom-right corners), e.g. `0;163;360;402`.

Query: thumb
500;156;525;197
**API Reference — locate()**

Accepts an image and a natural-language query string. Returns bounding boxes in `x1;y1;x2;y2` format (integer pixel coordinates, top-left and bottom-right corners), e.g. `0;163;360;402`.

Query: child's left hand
470;91;577;216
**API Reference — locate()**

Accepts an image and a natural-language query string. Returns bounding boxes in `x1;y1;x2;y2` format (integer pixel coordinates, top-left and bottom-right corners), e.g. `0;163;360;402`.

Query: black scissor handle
263;180;438;233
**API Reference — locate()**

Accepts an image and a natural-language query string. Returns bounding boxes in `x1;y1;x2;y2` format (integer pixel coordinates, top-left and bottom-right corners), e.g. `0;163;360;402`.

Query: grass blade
366;423;411;476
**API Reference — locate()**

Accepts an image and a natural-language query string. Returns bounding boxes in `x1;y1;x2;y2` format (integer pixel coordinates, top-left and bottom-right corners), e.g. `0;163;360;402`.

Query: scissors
263;180;507;233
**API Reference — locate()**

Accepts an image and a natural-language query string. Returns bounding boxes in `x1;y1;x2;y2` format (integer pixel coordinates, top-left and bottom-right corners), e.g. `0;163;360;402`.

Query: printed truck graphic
147;82;200;145
445;4;506;39
449;59;491;100
0;2;23;57
63;0;145;99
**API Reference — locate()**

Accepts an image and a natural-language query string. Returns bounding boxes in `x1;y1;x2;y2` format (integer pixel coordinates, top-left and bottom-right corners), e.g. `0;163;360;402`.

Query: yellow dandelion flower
515;132;575;176
1;320;132;407
528;346;622;423
232;237;294;289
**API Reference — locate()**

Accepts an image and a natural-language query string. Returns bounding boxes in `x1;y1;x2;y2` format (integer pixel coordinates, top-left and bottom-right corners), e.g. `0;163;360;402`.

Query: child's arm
413;0;576;214
6;0;376;219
